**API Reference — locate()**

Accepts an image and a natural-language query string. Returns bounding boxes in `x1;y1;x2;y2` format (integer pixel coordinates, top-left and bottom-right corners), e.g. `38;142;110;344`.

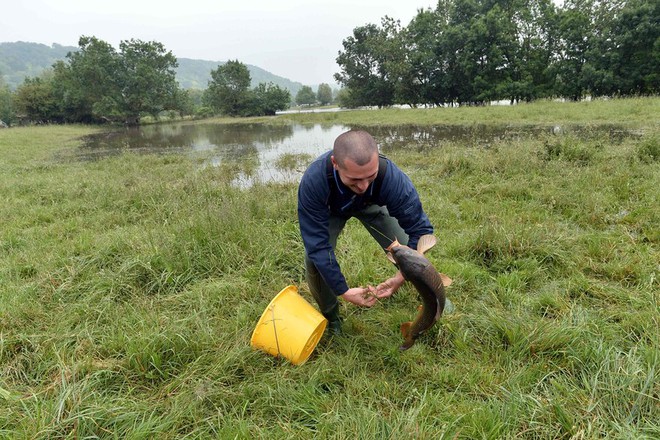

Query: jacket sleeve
297;161;350;296
380;160;434;250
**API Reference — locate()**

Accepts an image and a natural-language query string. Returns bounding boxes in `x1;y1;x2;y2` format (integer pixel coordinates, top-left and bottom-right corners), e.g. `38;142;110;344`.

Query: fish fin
386;238;401;252
440;273;453;287
400;321;412;337
386;252;397;265
416;234;437;254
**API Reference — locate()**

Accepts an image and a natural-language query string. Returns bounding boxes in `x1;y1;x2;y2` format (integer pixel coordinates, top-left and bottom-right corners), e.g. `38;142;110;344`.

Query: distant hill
0;41;306;95
175;57;305;95
0;42;76;89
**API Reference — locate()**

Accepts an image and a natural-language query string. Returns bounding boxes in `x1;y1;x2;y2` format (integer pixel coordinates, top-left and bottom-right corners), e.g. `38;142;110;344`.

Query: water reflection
368;124;640;151
79;122;352;186
78;121;641;187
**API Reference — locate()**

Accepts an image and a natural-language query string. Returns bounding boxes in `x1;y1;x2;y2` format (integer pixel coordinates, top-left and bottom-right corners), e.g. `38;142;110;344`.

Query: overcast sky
3;0;436;86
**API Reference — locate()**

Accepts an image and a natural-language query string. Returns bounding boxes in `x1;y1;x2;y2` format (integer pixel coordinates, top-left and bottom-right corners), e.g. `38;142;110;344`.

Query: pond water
77;121;640;187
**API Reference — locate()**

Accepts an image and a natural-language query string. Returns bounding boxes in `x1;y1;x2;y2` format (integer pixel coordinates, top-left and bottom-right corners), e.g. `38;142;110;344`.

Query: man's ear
330;155;339;170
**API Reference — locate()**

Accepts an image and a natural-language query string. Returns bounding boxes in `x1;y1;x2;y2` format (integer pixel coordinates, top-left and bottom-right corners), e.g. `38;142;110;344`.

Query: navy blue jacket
298;151;433;296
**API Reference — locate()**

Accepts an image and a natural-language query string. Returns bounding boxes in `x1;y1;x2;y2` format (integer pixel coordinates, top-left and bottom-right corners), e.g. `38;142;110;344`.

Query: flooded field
76;121;642;186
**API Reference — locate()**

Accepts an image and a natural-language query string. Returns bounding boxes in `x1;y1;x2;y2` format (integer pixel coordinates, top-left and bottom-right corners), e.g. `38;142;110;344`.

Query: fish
386;234;453;351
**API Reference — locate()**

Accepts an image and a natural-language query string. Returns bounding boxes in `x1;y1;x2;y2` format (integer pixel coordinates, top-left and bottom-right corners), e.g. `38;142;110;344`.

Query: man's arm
379;160;434;250
297;161;350;296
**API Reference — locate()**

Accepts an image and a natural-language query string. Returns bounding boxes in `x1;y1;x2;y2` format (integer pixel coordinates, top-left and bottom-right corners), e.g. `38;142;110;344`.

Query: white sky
2;0;436;86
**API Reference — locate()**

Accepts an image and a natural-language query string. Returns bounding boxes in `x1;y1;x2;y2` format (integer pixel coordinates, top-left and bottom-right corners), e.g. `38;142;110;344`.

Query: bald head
333;130;378;167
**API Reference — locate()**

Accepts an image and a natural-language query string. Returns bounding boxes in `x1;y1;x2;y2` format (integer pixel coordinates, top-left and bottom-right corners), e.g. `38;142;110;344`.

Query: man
297;130;435;334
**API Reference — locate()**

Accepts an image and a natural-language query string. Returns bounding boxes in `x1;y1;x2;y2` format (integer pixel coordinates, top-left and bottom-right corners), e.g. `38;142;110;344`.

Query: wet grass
256;96;660;128
1;98;659;438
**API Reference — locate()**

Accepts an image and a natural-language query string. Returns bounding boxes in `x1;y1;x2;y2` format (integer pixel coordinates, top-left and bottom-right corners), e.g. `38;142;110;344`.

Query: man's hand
340;286;378;307
375;271;405;298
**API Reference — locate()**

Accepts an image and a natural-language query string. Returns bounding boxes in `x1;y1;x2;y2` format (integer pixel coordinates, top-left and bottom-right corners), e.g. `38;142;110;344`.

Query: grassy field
1;98;658;438
267;96;660;127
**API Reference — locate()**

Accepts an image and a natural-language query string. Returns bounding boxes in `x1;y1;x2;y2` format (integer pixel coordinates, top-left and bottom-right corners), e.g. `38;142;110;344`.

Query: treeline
0;37;293;126
0;36;340;125
335;0;659;107
2;0;657;125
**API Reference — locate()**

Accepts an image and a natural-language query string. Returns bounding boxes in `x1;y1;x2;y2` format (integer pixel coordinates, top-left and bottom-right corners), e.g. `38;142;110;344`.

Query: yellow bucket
250;285;328;365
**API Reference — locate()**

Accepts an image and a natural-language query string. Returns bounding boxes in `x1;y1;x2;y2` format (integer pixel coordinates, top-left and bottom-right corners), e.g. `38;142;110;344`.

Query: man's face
332;153;379;195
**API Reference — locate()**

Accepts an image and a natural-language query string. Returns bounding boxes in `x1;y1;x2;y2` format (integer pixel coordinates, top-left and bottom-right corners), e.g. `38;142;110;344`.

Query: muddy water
77;121;639;186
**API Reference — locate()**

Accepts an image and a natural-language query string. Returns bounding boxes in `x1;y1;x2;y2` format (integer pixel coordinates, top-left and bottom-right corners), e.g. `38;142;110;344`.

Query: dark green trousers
305;204;409;321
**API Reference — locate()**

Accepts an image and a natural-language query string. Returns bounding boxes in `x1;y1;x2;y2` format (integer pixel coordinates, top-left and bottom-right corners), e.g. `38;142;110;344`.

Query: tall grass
1;99;658;438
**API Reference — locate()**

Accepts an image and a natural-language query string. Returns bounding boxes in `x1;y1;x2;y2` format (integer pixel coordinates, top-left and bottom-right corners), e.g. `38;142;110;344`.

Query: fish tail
400;321;412;338
399;322;416;350
399;340;415;351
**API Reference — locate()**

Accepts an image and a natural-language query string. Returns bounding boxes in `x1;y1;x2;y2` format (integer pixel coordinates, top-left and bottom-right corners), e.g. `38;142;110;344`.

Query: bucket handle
270;305;282;359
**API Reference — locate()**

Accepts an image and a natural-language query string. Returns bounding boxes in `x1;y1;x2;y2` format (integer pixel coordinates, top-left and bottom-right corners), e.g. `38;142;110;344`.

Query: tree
505;0;559;102
335;87;361;108
335;19;400;108
607;0;659;95
51;36;119;123
186;88;205;108
333;0;654;104
316;83;333;105
203;60;252;116
170;88;195;118
0;78;14;125
295;85;316;106
552;0;598;100
49;36;181;125
203;60;290;117
377;17;411;106
251;82;291;115
112;39;180;125
13;74;59;123
399;8;443;106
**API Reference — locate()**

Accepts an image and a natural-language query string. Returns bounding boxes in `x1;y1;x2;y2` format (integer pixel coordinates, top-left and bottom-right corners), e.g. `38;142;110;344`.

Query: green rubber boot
324;304;343;336
328;318;343;336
